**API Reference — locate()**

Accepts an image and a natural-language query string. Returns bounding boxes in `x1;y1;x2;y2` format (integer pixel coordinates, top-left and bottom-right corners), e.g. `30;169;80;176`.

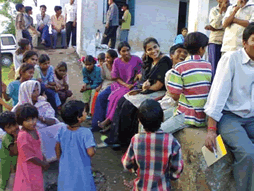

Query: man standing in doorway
120;3;131;42
36;5;51;47
65;0;77;48
207;0;229;80
101;0;119;49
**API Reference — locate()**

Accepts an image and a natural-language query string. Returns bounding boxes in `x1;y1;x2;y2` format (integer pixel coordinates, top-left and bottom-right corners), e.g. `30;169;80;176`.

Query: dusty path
37;48;135;191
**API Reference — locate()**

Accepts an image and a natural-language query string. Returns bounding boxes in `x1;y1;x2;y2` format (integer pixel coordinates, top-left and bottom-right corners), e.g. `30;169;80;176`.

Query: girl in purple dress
98;42;142;130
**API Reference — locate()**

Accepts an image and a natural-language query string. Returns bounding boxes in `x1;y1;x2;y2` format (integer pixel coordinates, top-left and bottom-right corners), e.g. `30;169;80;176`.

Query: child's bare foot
124;179;134;190
98;119;111;129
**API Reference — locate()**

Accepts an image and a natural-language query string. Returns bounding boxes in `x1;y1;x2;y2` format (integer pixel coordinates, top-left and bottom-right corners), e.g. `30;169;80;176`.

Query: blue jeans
52;29;66;48
218;111;254;191
22;29;33;49
120;29;129;42
160;111;187;134
208;43;222;81
37;25;51;47
91;86;111;132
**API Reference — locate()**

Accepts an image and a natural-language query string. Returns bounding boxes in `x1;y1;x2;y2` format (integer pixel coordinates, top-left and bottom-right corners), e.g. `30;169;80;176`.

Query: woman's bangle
208;126;217;131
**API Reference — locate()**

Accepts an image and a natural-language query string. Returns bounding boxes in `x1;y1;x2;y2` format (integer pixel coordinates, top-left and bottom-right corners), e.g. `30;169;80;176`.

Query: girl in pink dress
13;103;49;191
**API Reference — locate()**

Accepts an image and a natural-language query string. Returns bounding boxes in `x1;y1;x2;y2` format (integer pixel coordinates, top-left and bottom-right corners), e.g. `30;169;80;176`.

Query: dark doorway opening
177;1;188;35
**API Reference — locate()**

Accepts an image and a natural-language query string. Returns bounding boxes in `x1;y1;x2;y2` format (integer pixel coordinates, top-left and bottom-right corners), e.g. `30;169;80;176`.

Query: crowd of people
1;0;254;190
15;0;77;50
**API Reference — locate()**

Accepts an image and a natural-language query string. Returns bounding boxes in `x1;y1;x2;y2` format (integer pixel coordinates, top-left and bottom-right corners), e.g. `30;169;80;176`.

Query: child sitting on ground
122;99;184;191
80;55;102;116
14;38;31;71
97;52;105;67
55;100;96;191
54;62;73;105
2;63;35;107
15;50;41;81
13;103;49;191
37;54;61;114
96;49;118;92
0;111;19;191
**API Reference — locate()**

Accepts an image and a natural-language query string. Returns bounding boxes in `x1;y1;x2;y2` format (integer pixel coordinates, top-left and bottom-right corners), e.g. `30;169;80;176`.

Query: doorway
177;0;189;35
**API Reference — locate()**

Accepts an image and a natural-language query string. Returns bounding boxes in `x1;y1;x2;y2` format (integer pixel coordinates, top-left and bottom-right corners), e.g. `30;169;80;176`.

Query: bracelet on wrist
208;126;217;131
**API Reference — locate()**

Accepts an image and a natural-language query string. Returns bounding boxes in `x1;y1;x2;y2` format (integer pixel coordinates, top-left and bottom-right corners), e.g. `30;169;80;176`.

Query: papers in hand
202;135;227;167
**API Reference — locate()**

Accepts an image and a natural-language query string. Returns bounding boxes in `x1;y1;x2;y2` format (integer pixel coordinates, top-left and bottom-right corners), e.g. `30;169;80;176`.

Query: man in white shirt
205;23;254;191
221;0;254;53
36;5;51;47
207;0;229;80
64;0;77;48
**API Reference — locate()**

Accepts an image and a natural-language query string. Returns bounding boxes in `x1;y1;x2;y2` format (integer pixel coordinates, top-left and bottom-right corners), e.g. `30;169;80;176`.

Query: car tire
0;55;13;67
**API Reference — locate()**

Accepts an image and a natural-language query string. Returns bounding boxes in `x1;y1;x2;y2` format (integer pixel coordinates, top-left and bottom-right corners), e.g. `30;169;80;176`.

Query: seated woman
97;42;142;130
12;80;64;162
99;37;173;147
91;49;118;132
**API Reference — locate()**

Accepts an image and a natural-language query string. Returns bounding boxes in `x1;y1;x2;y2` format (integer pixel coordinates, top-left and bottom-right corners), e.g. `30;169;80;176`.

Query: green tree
0;0;23;35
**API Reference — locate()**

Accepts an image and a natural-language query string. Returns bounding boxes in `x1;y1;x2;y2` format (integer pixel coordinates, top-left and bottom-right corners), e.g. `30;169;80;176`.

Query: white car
0;34;16;67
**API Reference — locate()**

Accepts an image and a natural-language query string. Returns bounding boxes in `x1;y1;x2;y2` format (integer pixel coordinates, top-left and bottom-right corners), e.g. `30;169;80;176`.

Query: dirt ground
37;48;136;191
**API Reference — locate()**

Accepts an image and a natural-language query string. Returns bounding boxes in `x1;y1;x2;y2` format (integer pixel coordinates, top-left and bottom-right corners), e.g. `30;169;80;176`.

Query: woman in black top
100;37;173;147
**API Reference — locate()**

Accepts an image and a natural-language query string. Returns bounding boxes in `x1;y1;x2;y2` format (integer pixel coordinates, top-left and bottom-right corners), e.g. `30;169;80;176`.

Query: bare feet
98;119;111;129
124;179;134;190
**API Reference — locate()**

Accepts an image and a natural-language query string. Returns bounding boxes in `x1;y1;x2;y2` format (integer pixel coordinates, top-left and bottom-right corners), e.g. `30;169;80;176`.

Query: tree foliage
0;0;23;35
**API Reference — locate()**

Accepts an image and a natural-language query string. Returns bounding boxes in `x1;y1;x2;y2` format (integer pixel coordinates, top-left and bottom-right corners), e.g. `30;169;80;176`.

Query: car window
1;37;15;46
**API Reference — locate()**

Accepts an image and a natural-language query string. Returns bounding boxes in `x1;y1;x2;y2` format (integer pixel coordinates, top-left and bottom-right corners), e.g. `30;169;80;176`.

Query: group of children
0;28;219;190
80;50;118;117
3;38;73;115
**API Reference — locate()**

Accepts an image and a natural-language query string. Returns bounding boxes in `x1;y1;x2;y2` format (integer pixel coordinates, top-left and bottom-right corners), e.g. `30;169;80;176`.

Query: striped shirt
167;55;212;127
122;131;183;191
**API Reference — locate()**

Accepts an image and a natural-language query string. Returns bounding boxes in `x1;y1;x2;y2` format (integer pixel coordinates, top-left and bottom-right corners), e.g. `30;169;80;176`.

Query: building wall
75;0;180;54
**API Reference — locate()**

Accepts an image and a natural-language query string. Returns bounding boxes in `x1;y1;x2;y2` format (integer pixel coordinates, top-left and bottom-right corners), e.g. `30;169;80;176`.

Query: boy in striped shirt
162;32;212;133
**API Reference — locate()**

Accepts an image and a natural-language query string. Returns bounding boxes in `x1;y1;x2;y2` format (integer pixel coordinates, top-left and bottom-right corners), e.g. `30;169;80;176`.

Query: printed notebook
202;135;227;167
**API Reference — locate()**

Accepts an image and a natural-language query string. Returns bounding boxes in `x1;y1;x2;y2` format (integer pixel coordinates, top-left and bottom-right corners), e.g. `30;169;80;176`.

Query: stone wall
172;127;236;191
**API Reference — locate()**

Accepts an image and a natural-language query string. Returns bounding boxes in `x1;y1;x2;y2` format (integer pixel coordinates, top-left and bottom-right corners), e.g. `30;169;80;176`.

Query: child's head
122;3;129;11
61;100;86;126
16;3;24;12
18;63;35;81
16;103;38;131
0;111;19;136
83;55;96;72
38;54;50;71
55;62;67;79
54;6;62;14
184;32;208;57
169;44;188;65
105;49;118;65
25;6;32;15
181;27;188;37
117;41;131;60
97;53;106;66
16;38;31;55
138;99;164;132
23;51;38;65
